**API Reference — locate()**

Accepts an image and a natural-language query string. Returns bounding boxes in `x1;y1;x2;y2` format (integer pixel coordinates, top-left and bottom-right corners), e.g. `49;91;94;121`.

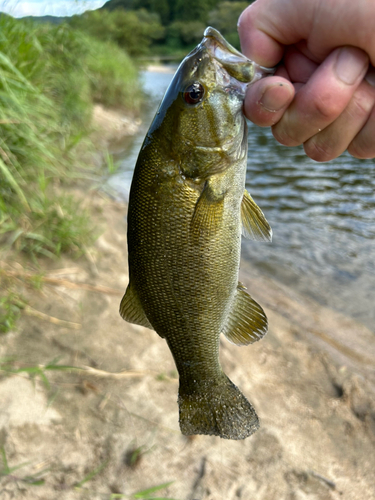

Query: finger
303;80;375;161
238;0;315;66
238;3;284;67
283;46;319;83
348;70;375;158
272;46;369;146
274;65;290;80
348;106;375;158
238;0;375;66
244;76;295;127
293;40;323;65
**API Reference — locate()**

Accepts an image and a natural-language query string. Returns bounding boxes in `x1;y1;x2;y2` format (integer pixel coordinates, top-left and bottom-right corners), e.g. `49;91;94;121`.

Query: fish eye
183;82;204;105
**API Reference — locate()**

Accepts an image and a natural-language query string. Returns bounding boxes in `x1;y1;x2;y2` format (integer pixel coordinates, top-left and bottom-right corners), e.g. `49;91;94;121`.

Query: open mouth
202;26;275;85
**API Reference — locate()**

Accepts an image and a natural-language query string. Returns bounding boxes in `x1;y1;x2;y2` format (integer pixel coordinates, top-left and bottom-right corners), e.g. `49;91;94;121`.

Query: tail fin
178;376;259;440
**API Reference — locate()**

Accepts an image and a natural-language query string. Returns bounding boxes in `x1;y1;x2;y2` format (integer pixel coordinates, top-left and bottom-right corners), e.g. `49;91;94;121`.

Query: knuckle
304;139;336;162
272;123;302;147
348;90;374;119
348;137;375;159
348;104;375;159
238;4;256;30
272;129;299;147
310;93;343;122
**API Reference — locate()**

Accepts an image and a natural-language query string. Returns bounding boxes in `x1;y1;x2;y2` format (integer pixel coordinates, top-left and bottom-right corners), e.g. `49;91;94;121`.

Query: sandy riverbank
0;109;374;500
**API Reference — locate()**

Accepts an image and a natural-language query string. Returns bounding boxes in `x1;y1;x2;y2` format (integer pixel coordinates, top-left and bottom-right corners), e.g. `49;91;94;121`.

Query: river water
109;70;375;333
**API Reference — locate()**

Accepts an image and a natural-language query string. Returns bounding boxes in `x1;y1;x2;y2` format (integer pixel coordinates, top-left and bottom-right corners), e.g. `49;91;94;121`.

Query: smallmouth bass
120;27;273;440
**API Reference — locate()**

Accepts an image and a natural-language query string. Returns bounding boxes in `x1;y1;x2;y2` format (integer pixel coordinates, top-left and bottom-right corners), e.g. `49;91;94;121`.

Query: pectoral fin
120;283;154;330
190;183;224;238
241;190;272;242
222;283;268;345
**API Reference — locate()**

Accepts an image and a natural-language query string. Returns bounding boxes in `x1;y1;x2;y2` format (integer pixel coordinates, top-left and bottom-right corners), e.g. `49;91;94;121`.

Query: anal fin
222;283;268;345
241;189;272;242
120;283;153;330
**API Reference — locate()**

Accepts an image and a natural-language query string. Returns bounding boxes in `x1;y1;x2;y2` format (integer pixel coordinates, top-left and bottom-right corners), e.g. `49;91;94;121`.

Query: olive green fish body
121;28;273;440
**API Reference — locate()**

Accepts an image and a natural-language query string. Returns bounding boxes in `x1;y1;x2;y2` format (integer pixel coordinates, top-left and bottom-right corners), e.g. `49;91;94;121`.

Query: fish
120;27;273;440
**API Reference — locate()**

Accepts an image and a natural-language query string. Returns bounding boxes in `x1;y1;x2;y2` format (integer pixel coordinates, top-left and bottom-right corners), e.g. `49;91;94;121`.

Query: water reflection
111;70;375;332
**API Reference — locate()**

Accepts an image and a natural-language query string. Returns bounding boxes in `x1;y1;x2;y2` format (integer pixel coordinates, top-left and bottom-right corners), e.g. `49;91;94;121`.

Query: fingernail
365;66;375;87
259;83;293;112
335;47;369;85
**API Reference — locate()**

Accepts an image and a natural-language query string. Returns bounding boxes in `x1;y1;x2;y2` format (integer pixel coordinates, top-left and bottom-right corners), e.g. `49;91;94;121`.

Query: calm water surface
109;70;375;332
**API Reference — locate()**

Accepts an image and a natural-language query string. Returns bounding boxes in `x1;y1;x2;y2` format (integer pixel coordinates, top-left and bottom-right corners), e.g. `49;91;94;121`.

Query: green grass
130;481;177;499
0;446;48;486
9;193;96;259
0;269;42;333
1;444;178;498
87;38;142;110
0;14;141;260
0;357;77;388
1;443;178;497
0;292;21;333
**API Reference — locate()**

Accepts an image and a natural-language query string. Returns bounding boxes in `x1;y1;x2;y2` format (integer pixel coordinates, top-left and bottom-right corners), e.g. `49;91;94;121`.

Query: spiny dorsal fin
241;189;272;242
190;183;224;238
222;283;268;345
120;283;154;330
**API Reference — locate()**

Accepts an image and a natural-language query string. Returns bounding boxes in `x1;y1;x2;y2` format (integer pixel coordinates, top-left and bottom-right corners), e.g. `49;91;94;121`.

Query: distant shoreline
145;64;177;74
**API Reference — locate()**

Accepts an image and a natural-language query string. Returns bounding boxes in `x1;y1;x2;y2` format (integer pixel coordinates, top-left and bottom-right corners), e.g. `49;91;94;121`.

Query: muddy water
109;69;375;333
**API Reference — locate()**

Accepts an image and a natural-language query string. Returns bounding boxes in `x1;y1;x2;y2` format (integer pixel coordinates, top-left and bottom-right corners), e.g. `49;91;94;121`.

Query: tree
69;9;164;56
173;0;218;23
208;1;249;49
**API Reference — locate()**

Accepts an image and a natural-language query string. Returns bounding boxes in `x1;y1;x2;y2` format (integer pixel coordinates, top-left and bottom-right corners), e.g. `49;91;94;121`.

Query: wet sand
0;111;374;500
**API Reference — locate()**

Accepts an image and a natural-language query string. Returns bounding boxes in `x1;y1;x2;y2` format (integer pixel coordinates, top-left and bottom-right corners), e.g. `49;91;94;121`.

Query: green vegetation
1;445;178;498
87;37;141;108
99;0;254;53
0;446;48;486
0;13;141;260
0;358;77;388
0;268;42;334
207;2;250;48
66;0;253;59
130;481;177;499
125;442;156;469
69;8;165;57
0;292;21;333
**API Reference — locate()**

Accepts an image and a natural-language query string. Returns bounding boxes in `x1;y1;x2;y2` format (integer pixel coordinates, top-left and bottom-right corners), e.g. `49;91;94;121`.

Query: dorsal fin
241;189;272;242
120;283;154;331
222;283;268;345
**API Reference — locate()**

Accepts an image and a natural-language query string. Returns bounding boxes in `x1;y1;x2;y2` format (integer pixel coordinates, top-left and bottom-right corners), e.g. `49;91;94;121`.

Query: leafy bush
166;21;205;49
208;2;249;50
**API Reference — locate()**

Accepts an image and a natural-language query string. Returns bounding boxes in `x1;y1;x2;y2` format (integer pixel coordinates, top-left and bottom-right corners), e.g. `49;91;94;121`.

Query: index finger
238;4;284;66
238;0;375;66
237;0;314;66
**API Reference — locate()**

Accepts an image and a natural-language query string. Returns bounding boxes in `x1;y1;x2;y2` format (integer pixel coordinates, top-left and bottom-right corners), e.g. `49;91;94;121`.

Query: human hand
238;0;375;161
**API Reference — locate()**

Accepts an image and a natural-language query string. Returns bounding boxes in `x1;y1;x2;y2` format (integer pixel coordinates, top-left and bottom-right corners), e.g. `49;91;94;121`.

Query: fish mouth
202;26;275;85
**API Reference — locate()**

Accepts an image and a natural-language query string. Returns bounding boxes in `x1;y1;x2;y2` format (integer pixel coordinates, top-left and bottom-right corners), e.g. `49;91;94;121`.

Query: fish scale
120;27;273;439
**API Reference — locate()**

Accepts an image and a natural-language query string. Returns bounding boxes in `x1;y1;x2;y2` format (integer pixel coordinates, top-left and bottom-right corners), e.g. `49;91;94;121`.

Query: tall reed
0;14;141;258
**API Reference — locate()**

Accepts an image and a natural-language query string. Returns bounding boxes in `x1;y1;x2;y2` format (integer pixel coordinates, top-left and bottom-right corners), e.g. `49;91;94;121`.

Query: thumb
244;77;295;127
